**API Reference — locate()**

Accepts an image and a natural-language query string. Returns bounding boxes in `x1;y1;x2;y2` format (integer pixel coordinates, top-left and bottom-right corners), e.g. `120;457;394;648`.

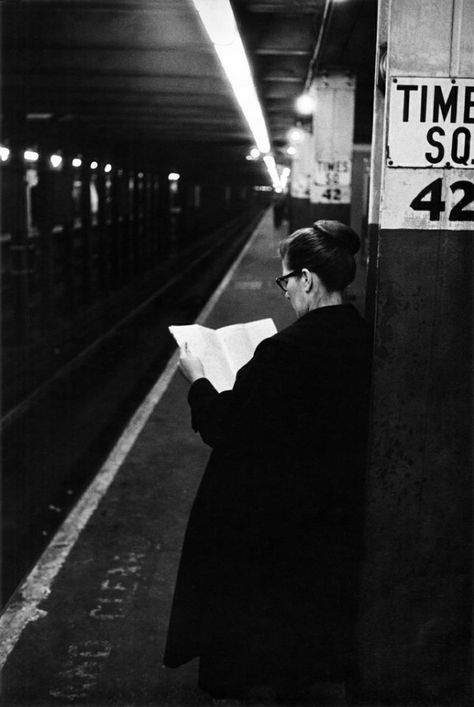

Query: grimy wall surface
359;0;473;703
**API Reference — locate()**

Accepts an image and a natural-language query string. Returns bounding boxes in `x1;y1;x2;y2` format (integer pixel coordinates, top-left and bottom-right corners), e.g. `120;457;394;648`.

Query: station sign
382;76;474;229
387;77;474;168
311;159;351;204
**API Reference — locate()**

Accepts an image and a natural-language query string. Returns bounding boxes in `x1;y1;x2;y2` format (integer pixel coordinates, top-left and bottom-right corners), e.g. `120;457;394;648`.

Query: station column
310;72;355;225
359;0;473;703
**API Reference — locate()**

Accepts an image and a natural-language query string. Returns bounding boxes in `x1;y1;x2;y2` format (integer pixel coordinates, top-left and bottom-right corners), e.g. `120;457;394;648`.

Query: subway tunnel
1;0;472;705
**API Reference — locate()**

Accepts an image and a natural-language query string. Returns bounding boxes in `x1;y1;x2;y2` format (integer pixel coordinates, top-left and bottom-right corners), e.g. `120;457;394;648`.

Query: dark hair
278;220;360;293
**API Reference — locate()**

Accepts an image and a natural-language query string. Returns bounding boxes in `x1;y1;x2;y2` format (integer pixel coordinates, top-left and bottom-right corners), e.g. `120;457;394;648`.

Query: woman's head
279;220;360;293
277;220;360;317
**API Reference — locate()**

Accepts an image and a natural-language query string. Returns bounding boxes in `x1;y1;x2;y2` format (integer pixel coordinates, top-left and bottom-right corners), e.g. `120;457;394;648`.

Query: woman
163;220;371;704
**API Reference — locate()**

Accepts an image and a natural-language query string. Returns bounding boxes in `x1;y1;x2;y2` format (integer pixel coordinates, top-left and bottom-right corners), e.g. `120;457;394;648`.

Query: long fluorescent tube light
191;0;271;155
263;154;281;190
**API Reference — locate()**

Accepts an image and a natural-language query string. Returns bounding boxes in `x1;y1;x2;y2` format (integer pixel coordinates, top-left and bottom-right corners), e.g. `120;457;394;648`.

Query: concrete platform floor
0;209;366;706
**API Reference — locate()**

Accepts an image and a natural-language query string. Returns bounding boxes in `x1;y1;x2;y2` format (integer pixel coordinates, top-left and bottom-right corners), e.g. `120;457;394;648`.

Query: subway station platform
0;210;364;706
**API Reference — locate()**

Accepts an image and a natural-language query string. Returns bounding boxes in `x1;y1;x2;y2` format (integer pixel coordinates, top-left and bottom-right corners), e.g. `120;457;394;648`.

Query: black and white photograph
1;0;472;705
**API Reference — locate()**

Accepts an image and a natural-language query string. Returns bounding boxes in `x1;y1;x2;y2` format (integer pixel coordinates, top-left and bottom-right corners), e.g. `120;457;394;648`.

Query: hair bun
313;220;360;255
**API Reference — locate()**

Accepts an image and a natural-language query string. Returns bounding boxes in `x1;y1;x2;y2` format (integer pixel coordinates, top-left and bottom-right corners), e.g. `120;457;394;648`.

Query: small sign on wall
382;76;474;229
311;159;352;204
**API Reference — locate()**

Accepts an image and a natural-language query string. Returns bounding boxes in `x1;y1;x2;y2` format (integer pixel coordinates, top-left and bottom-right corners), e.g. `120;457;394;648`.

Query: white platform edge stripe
0;210;268;670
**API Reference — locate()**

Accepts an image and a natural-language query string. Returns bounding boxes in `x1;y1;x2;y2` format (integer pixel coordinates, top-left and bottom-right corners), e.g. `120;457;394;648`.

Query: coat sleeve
187;338;289;450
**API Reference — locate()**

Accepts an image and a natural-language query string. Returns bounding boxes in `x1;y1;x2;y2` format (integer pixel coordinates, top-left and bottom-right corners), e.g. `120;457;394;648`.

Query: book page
169;324;235;392
217;318;277;374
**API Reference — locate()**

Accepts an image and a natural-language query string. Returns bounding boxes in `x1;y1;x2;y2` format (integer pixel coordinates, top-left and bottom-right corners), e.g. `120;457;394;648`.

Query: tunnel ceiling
3;0;377;183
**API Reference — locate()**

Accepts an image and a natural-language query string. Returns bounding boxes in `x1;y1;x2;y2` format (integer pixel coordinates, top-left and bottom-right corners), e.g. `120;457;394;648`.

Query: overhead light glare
192;0;271;154
72;157;82;168
104;163;112;173
50;154;63;169
24;150;39;162
263;154;281;190
0;146;11;162
287;127;305;144
286;146;297;156
249;147;260;159
90;161;98;170
295;93;316;115
280;166;291;191
168;172;180;181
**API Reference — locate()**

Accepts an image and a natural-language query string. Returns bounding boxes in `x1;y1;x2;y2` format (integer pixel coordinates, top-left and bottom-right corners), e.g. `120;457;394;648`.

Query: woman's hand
179;343;205;383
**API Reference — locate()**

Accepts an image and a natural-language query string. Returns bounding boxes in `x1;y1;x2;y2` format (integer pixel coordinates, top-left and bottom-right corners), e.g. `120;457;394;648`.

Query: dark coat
163;304;371;698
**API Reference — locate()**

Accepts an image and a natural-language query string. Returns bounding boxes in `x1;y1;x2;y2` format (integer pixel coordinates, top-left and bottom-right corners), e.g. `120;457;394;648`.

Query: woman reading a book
163;220;371;704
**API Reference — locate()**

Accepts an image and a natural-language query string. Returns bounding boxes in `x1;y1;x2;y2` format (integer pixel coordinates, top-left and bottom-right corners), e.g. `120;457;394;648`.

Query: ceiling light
286;146;297;156
168;172;180;181
0;146;11;162
72;157;82;168
191;0;271;154
24;150;39;162
49;154;63;169
279;166;291;191
287;126;306;144
104;163;112;173
263;154;281;190
90;161;98;170
295;93;316;115
249;147;260;159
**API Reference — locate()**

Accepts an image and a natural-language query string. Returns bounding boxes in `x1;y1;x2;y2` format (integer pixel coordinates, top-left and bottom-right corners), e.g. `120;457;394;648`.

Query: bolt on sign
382;76;474;229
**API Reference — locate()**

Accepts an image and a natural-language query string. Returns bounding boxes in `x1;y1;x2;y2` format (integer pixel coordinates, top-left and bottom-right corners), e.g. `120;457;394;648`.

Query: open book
169;318;277;392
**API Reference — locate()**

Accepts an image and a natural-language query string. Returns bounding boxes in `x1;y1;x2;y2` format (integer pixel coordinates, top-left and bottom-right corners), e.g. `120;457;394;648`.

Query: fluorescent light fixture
191;0;271;155
0;146;11;162
49;154;63;168
27;113;53;120
280;166;291;191
295;93;316;115
168;172;180;181
104;163;112;173
24;149;39;162
72;157;82;168
90;161;98;170
286;146;297;156
263;154;281;190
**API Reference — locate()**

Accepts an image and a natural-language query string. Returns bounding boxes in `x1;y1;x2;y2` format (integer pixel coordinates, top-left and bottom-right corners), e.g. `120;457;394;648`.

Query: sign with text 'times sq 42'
382;76;474;230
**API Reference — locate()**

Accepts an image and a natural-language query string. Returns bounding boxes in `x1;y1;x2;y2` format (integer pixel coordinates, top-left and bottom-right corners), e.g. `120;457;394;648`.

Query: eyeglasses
275;269;302;292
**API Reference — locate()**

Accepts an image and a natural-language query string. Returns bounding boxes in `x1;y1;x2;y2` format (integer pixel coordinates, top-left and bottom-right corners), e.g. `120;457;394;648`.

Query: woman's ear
301;268;313;292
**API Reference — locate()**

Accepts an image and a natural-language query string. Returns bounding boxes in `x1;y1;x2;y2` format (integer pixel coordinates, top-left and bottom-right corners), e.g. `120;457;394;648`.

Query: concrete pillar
358;0;473;703
289;128;312;230
310;72;356;225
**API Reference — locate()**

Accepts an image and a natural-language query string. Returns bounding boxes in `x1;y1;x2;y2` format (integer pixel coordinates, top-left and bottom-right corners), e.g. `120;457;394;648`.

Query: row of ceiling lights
0;147;181;182
0;147;111;172
2;0;324;190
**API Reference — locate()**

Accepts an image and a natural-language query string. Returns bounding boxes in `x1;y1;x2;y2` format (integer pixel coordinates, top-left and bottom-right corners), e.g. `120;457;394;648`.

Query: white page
169;324;234;392
217;318;277;373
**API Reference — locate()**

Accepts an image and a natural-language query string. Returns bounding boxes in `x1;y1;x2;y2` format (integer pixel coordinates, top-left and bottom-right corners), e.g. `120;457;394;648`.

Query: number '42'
410;178;474;221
